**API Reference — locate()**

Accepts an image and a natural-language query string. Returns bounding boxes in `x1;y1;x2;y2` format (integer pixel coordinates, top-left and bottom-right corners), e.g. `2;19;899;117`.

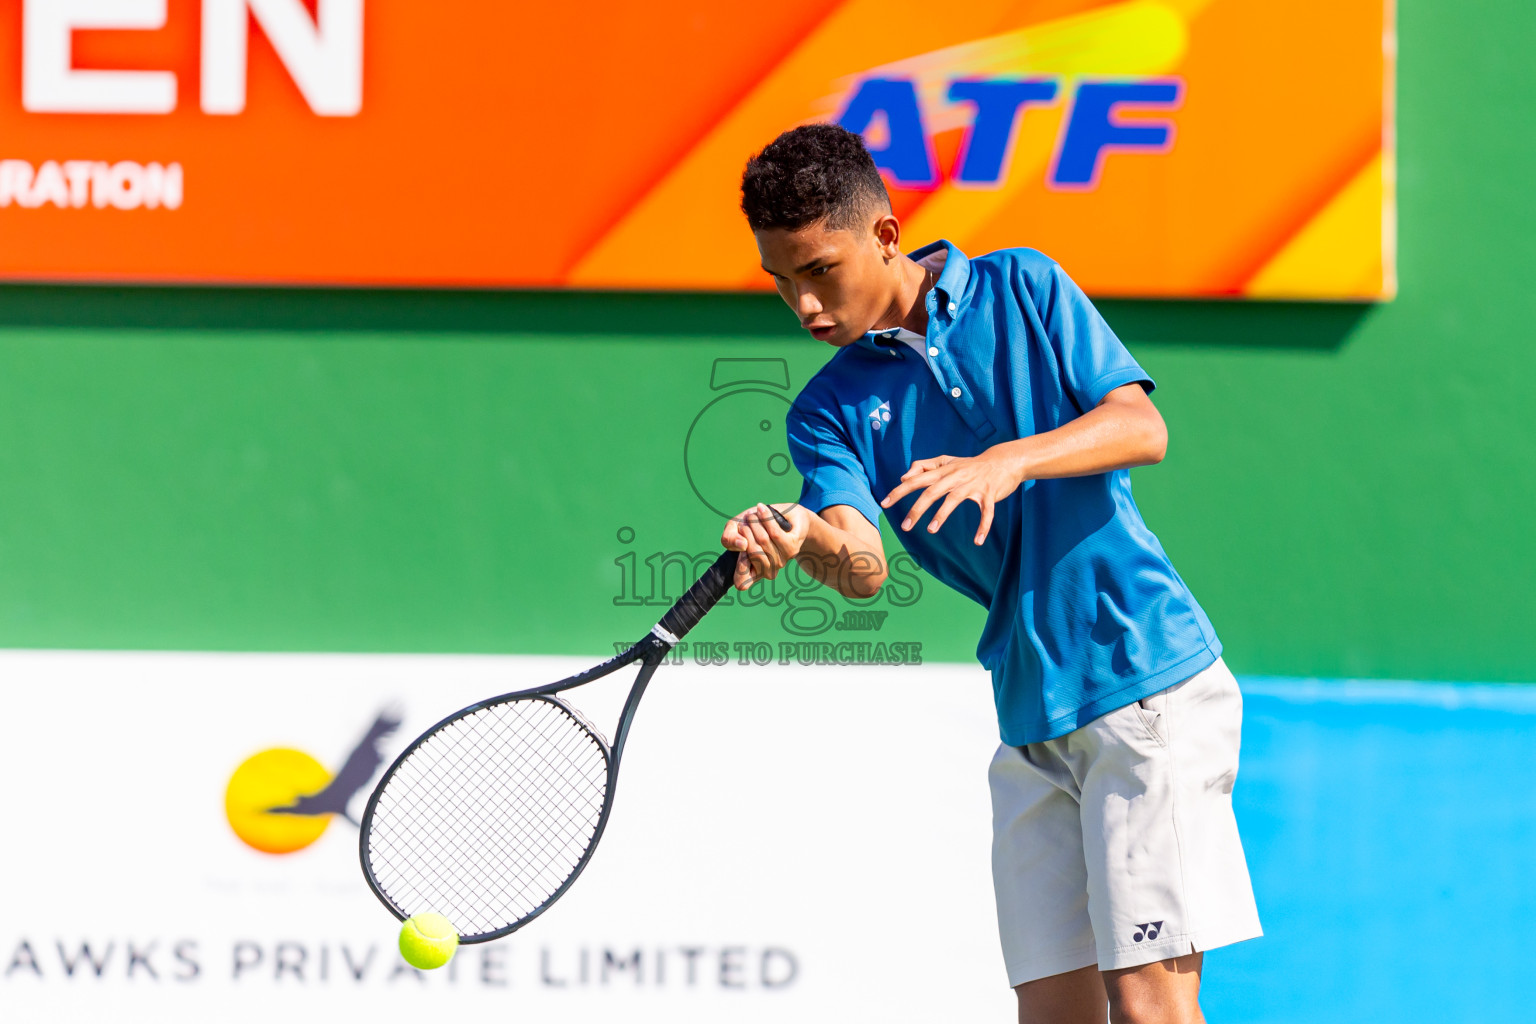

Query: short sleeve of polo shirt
786;397;882;528
1027;255;1155;414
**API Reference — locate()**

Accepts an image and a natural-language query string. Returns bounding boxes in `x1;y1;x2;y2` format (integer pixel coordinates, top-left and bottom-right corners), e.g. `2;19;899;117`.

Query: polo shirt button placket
925;304;946;388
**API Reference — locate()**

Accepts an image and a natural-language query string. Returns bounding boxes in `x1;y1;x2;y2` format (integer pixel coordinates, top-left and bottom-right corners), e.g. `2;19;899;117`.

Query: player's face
756;213;902;347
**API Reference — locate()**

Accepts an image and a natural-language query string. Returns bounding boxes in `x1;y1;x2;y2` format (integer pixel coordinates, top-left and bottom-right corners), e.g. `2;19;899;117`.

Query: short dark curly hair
740;123;891;232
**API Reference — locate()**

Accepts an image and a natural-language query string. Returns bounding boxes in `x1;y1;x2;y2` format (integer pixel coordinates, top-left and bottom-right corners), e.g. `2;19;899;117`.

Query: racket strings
385;715;603;909
372;707;605;928
366;697;611;937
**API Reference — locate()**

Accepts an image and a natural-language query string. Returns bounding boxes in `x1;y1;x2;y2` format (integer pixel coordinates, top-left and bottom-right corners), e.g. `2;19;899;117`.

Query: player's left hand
880;448;1025;545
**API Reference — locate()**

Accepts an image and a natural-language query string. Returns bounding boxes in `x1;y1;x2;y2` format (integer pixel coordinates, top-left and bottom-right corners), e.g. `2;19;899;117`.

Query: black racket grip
653;506;791;643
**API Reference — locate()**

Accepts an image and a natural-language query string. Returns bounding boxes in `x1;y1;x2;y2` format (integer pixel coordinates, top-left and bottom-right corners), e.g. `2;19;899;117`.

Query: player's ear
873;211;902;260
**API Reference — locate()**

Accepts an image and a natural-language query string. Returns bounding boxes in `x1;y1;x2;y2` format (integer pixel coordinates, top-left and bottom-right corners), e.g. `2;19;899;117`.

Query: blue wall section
1204;681;1535;1021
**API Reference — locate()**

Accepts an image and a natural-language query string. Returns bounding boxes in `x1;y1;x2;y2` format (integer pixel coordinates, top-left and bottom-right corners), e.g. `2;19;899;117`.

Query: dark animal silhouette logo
266;710;401;825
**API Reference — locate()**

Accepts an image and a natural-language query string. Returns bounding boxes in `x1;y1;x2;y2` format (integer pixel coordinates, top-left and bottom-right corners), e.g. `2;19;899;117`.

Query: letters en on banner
0;1;1394;299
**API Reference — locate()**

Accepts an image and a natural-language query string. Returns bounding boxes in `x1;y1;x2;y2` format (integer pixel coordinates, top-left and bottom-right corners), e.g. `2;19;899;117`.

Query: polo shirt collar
909;238;971;305
855;239;971;353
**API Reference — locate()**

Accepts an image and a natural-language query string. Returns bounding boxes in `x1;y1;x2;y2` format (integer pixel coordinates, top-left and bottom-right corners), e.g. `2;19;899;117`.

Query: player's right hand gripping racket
359;510;788;945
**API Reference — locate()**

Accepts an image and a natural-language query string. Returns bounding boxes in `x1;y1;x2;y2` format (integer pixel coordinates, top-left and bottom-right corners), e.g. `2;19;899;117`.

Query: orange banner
0;1;1393;298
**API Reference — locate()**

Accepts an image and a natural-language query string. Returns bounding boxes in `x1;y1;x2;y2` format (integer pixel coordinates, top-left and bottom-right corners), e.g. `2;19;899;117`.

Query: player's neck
871;255;934;336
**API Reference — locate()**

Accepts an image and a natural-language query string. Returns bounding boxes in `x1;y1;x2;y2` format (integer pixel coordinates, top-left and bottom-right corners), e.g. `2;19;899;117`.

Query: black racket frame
358;632;669;942
359;509;787;943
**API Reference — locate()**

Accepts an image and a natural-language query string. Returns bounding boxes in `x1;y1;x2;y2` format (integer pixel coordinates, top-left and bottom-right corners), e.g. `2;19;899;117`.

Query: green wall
0;1;1530;682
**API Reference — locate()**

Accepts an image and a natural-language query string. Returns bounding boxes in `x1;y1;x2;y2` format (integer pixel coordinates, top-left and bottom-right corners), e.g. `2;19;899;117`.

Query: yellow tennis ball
399;913;459;970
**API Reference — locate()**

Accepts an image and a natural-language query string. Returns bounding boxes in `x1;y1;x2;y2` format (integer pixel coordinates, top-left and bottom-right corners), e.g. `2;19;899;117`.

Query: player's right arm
722;502;887;599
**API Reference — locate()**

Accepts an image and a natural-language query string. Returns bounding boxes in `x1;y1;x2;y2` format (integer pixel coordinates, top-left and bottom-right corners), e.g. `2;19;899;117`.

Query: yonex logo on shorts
1132;921;1164;943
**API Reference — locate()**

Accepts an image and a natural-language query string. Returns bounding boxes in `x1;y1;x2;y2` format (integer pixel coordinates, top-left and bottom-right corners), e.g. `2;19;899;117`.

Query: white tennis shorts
989;656;1262;985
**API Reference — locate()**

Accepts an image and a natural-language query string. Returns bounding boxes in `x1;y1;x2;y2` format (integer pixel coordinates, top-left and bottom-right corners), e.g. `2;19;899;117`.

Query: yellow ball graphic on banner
225;748;333;854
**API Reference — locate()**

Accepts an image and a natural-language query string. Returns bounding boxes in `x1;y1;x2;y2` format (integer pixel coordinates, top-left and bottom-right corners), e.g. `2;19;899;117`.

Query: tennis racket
358;508;788;944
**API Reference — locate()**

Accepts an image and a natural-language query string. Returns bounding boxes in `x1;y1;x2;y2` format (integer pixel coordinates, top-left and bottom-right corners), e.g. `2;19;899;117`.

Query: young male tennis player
720;124;1261;1023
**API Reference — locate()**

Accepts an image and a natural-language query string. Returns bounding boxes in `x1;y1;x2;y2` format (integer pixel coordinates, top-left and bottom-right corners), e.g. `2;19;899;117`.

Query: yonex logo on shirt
1132;921;1164;942
868;401;892;430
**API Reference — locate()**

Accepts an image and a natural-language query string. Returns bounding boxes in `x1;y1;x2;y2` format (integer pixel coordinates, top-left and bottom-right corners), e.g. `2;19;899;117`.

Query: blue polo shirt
786;240;1220;745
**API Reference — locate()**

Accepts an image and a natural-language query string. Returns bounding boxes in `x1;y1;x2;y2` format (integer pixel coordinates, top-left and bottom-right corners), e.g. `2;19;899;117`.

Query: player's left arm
879;383;1166;545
